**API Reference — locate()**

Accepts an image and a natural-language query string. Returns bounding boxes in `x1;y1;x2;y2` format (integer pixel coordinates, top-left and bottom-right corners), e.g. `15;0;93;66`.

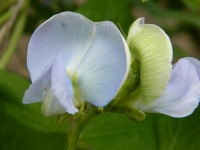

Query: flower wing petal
24;54;78;116
27;12;94;82
127;18;172;104
23;65;51;104
76;21;130;107
135;58;200;117
41;88;66;116
50;54;78;115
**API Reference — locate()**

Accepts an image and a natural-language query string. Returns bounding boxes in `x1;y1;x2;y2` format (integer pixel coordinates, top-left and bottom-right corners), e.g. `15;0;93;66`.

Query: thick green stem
67;109;96;150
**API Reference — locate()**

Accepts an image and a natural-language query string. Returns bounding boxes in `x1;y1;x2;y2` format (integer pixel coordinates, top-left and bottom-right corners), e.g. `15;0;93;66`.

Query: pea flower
23;12;130;116
127;18;200;118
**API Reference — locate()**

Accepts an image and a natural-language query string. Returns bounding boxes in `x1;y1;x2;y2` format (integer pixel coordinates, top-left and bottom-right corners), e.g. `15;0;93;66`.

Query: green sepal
55;113;71;124
124;106;146;121
111;104;146;121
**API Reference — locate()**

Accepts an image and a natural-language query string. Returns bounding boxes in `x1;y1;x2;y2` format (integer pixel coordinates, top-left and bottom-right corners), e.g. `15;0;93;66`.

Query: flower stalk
67;107;97;150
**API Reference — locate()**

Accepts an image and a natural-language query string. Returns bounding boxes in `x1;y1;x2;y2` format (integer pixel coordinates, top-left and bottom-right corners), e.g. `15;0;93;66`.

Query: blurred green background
0;0;200;150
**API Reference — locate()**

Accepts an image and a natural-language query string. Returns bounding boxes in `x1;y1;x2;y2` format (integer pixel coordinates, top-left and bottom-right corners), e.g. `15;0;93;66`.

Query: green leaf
155;108;200;150
133;0;200;29
80;113;157;150
80;109;200;150
0;108;66;150
142;0;149;2
181;0;200;14
76;0;133;34
0;70;66;133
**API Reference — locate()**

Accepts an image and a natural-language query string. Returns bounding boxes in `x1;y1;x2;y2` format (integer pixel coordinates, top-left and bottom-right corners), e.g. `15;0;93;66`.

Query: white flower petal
50;54;78;114
41;88;66;116
24;53;78;116
23;65;51;104
76;22;130;107
27;12;94;82
26;11;130;111
135;58;200;117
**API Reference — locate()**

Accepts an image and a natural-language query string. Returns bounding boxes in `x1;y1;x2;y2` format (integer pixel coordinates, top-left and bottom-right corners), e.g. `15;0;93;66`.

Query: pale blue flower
127;18;200;118
133;58;200;117
23;12;130;116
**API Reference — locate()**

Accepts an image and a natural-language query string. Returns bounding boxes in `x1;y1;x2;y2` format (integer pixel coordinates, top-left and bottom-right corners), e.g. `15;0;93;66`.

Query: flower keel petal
51;54;78;114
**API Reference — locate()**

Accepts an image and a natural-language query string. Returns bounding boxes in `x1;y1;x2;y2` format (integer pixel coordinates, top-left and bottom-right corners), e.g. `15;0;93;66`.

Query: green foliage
0;109;66;150
80;109;200;150
0;70;67;149
181;0;200;13
155;109;200;150
0;70;66;133
80;113;157;150
77;0;133;34
1;68;200;150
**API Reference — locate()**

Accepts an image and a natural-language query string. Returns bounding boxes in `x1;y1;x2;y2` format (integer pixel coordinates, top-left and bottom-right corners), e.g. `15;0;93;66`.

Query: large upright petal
27;12;94;82
127;18;172;104
134;58;200;117
76;22;130;107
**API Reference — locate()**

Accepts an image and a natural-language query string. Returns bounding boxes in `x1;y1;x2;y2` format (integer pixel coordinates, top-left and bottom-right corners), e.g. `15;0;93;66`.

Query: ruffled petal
127;18;172;104
76;21;130;107
135;58;200;117
27;12;94;82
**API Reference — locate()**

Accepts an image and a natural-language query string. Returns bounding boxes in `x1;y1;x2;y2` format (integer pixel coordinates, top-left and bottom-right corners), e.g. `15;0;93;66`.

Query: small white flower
127;18;200;118
23;12;130;116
